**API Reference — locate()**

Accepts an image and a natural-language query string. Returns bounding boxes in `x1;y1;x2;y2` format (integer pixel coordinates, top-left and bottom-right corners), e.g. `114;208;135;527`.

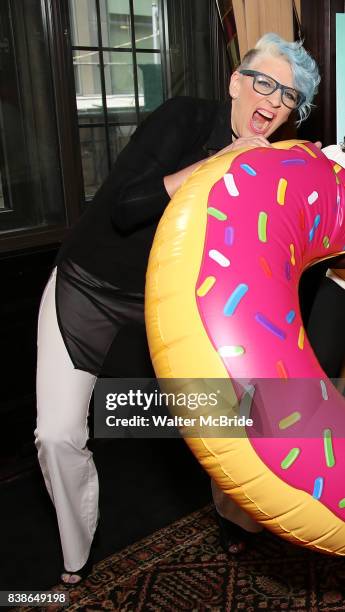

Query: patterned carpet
17;504;345;611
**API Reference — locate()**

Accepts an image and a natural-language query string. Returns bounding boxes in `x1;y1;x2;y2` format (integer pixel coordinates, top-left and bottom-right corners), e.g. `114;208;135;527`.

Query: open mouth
250;109;275;134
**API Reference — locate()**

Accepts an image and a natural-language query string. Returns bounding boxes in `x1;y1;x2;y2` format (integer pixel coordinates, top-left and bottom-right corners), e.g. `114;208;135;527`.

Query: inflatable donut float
145;140;345;555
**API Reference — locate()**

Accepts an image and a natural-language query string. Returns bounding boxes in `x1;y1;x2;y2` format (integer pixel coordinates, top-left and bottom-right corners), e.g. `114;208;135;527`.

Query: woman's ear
229;71;241;99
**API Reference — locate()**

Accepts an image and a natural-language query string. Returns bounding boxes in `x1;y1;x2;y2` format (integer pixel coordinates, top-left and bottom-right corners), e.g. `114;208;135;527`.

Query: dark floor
1;437;211;590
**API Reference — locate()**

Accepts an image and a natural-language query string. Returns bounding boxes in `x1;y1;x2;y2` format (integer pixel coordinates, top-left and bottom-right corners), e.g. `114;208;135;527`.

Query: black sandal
61;555;95;588
60;522;100;588
215;510;256;555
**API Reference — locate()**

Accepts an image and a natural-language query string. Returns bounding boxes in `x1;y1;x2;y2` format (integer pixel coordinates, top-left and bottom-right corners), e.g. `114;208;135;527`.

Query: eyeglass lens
253;73;299;108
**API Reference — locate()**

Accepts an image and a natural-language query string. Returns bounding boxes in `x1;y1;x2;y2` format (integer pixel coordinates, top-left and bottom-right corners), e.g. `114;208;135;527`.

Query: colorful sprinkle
309;214;321;241
258;212;268;242
208;249;230;267
225;226;234;245
196;276;216;297
224;173;239;196
286;310;296;324
308;191;319;205
281;158;306;165
320;379;328;400
337;205;344;227
298;143;317;158
223;284;249;316
290;244;296;266
324;428;335;468
255;313;286;340
240;163;257;176
259;256;272;278
323;236;330;248
218;345;245;357
281;448;301;469
276;360;288;379
279;411;301;430
239;384;255;419
312;477;324;500
277;178;288;205
207;207;227;221
339;499;345;509
285;261;291;281
334;163;342;174
298;326;305;350
299;209;305;230
336;174;340;185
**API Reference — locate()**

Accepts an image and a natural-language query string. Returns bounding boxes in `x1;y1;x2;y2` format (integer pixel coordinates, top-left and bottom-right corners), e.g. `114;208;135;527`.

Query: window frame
71;0;168;199
0;0;84;253
0;0;229;253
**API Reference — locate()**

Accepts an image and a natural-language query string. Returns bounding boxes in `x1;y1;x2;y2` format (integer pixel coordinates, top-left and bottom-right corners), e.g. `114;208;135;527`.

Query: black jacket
56;96;232;292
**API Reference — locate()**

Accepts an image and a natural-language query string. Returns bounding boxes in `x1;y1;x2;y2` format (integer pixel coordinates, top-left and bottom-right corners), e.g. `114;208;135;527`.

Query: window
69;0;165;198
0;0;65;239
0;0;226;249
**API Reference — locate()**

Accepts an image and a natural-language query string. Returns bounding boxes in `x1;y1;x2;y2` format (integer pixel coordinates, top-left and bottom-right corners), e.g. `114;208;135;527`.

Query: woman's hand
214;136;271;158
165;136;271;198
216;138;322;158
164;138;322;200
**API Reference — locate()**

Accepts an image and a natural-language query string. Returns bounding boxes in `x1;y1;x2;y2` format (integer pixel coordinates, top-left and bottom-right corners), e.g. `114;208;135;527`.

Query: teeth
256;109;273;120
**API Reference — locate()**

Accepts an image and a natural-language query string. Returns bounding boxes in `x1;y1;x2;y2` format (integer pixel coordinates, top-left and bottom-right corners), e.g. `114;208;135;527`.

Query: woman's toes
61;572;82;585
228;541;246;554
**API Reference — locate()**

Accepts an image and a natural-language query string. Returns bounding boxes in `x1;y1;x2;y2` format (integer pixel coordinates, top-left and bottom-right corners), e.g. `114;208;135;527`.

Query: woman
35;33;321;585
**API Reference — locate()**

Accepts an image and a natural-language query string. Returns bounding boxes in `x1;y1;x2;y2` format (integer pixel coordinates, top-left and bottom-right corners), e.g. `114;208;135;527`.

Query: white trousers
34;268;99;572
34;270;271;569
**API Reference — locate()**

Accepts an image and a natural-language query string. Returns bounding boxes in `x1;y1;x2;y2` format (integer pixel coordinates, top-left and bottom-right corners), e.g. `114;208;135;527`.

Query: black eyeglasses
239;70;305;109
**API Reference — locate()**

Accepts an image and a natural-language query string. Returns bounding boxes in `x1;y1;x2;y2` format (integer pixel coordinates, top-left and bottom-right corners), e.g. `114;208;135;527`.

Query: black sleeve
329;254;345;269
307;277;345;377
109;97;206;233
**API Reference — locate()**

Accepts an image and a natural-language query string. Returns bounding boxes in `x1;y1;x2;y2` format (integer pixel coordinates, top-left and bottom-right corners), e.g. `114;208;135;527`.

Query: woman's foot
215;510;257;555
211;479;263;555
61;555;94;588
60;520;100;588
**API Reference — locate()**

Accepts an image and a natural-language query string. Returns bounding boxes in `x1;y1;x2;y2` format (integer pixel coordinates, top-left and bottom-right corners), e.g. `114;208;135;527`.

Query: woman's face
230;54;295;139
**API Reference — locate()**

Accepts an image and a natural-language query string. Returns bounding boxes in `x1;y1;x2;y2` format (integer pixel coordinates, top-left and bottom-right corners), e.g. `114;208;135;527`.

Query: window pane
133;0;160;49
69;0;98;47
0;117;10;211
0;0;65;234
101;0;132;49
136;52;163;115
0;175;4;210
80;126;108;199
104;51;137;120
109;124;136;164
73;50;104;122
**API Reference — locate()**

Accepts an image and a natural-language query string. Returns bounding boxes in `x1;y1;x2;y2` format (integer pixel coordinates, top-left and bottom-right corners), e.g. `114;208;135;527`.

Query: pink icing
196;143;345;519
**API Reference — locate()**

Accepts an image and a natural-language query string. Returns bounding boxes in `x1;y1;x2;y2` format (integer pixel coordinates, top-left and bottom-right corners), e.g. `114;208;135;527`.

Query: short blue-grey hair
239;33;320;125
